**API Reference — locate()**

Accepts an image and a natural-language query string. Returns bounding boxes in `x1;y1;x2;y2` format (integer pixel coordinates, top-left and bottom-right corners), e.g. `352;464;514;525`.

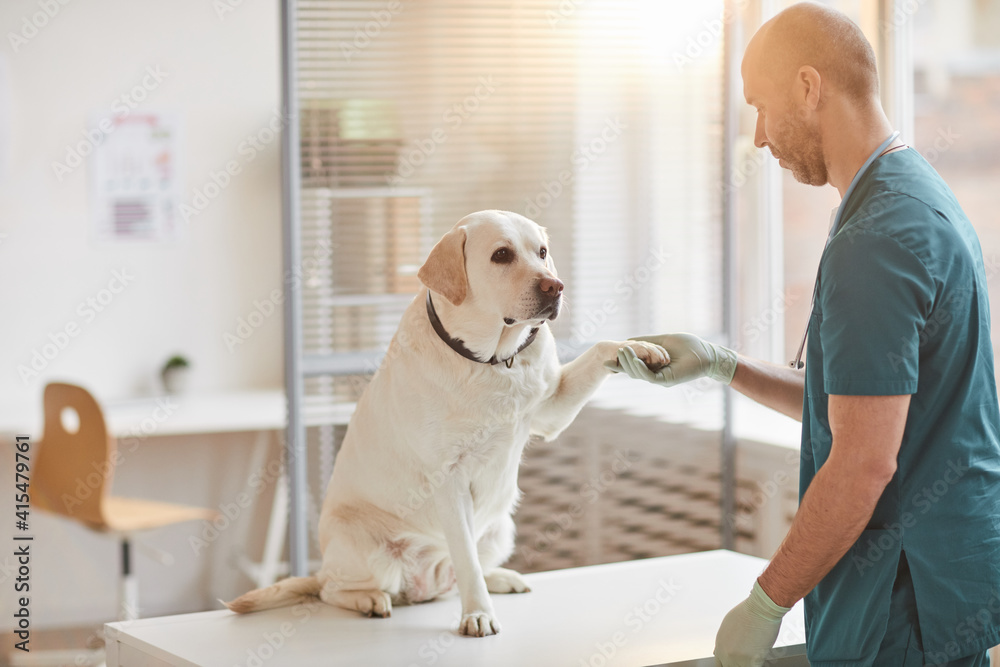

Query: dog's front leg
531;340;667;441
434;473;499;637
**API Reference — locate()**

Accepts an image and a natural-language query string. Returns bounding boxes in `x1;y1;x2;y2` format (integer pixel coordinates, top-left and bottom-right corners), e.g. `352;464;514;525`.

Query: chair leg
119;537;139;622
258;470;289;587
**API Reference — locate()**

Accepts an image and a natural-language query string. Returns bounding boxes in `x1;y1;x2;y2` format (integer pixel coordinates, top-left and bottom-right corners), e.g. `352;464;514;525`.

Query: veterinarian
611;3;1000;665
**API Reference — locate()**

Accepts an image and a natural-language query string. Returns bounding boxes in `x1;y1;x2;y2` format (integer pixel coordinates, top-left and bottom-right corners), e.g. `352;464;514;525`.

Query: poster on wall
89;111;181;241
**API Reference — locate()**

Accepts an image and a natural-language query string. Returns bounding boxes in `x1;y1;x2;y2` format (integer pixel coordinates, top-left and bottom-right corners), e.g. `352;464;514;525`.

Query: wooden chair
30;382;219;622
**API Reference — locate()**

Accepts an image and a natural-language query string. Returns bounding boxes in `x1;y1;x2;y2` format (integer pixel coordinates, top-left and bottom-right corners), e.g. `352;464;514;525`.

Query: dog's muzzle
534;294;562;321
536;276;564;320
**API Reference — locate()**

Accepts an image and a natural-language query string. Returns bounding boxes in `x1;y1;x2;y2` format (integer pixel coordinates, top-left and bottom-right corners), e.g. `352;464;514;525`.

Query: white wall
0;0;285;629
0;0;283;404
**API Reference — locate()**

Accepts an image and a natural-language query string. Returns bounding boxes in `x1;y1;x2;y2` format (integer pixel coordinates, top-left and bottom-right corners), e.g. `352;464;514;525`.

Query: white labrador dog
228;210;667;636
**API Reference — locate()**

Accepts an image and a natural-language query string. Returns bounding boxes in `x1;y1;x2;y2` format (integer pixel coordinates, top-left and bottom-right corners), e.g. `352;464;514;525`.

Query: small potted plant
160;354;191;394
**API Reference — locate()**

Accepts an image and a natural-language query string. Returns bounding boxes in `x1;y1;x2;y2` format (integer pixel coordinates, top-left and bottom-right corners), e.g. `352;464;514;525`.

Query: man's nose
754;113;767;149
539;276;564;295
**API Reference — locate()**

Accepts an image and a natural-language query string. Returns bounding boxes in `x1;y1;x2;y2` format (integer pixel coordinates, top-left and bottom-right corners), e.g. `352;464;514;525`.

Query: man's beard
770;113;828;187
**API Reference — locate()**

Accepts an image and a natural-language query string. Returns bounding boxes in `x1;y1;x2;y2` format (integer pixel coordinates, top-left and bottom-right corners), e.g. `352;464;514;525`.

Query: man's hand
604;333;738;387
714;580;790;667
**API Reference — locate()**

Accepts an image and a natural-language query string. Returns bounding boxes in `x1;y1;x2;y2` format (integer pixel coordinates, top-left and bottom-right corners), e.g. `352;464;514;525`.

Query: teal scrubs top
801;148;1000;664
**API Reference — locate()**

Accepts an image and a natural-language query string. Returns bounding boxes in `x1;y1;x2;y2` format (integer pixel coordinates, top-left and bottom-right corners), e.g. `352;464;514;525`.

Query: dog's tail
225;576;321;614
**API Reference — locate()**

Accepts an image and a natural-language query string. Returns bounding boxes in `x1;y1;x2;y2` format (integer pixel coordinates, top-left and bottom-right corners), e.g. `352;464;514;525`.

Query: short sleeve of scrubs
819;229;935;396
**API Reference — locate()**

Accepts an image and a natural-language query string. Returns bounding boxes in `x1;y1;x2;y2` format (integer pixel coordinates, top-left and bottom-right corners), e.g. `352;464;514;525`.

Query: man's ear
798;65;822;110
418;226;468;305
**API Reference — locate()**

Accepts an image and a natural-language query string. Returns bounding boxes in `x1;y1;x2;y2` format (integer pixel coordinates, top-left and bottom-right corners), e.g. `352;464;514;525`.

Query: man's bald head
745;2;879;104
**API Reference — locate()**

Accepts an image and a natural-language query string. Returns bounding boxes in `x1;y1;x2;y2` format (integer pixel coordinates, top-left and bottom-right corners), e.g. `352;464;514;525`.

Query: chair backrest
31;382;114;529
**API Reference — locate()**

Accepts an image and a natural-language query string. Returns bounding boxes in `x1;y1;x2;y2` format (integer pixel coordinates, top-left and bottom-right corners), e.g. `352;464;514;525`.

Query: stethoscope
789;130;902;370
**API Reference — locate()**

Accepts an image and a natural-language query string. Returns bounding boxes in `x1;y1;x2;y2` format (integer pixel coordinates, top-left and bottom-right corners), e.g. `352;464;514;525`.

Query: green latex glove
714;580;791;667
605;333;738;386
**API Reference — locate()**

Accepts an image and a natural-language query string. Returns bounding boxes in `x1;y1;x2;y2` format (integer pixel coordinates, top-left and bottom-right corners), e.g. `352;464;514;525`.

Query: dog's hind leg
316;511;400;618
317;550;393;618
320;584;393;618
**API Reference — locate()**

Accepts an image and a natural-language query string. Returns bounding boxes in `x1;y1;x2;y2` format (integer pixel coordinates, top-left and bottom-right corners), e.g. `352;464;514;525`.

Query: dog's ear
418;226;468;305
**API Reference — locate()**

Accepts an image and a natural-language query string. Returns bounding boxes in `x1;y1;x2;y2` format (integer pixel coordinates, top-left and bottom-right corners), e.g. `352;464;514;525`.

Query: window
296;0;726;368
733;0;891;366
912;0;1000;384
291;0;732;561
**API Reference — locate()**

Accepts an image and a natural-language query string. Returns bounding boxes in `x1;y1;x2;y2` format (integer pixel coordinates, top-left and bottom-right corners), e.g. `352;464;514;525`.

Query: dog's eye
539;247;547;260
491;248;514;264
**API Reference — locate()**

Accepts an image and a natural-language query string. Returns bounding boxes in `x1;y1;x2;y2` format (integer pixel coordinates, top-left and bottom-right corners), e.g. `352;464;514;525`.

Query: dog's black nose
539;277;564;295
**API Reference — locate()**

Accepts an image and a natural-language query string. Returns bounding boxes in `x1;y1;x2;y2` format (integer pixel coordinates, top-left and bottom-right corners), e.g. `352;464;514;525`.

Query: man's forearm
729;356;805;421
756;456;891;608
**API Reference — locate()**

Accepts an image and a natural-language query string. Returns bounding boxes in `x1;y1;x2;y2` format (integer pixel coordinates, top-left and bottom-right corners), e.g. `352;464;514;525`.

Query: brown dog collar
425;291;539;368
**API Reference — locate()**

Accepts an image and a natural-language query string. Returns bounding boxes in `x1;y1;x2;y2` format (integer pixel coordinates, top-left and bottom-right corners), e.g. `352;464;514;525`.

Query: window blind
295;0;725;367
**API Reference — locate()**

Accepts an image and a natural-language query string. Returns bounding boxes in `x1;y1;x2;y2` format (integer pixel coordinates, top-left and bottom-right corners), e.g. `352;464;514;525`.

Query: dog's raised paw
459;611;500;637
628;341;669;373
485;567;531;594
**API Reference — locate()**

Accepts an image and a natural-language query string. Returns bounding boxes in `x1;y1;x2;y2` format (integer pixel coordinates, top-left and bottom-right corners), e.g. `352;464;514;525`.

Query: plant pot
161;367;190;395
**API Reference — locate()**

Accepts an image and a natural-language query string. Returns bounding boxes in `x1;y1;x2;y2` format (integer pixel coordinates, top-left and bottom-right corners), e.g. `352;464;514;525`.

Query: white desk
0;389;350;439
105;550;808;667
0;389;355;591
0;390;287;438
